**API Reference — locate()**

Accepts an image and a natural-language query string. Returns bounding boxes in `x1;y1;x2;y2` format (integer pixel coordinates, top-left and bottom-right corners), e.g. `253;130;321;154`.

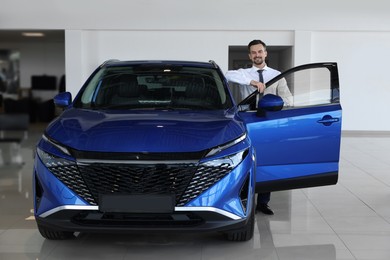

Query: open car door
238;62;342;192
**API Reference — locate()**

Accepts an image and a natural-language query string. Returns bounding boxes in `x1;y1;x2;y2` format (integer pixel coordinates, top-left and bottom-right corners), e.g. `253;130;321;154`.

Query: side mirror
257;94;284;117
54;92;72;108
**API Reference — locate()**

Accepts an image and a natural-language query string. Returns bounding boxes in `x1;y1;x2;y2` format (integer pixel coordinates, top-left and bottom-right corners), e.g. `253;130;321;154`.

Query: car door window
283;67;339;107
239;63;340;110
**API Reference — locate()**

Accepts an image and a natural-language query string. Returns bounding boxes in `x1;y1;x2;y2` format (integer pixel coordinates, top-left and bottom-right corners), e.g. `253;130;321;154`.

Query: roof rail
208;60;219;69
100;59;120;67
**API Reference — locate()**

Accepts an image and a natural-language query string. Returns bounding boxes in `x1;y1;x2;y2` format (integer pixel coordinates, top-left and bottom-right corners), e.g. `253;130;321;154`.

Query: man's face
248;44;267;67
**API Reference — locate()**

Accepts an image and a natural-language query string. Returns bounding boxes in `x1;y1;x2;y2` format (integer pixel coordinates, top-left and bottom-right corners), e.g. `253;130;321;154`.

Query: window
77;65;233;110
284;67;337;107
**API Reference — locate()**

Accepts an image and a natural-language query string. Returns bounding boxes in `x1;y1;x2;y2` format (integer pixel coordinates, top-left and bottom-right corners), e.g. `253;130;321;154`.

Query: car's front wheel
37;224;75;240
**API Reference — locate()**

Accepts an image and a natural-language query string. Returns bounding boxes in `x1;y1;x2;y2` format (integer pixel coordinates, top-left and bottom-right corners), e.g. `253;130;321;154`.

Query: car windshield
75;64;233;110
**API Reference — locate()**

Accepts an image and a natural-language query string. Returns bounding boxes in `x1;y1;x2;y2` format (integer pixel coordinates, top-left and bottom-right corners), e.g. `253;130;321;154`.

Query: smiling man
225;39;294;215
225;39;293;106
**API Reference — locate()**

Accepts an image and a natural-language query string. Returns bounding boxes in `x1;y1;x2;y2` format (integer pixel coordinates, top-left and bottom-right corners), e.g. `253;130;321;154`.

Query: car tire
37;224;75;240
224;203;255;242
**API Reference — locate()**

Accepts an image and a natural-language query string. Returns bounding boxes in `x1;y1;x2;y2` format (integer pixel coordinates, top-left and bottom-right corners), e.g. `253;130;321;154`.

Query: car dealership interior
1;1;390;259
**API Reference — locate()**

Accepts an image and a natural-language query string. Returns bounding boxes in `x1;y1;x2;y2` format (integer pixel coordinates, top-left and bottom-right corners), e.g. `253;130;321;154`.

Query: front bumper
33;143;256;234
35;206;249;234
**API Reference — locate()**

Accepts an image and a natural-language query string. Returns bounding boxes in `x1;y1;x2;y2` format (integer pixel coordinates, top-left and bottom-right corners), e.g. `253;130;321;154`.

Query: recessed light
22;32;45;37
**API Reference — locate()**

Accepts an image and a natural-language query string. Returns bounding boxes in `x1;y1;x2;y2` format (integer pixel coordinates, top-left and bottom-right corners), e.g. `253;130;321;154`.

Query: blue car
33;60;341;241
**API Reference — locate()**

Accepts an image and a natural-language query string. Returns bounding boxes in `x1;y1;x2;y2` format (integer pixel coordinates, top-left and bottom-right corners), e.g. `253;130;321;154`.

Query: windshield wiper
94;104;141;110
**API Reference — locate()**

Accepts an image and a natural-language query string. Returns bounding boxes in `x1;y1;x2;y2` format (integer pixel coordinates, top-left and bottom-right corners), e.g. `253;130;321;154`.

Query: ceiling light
22;32;45;37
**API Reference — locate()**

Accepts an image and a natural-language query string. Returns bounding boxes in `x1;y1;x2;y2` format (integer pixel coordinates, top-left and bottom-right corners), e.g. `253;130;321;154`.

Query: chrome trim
205;133;247;157
77;159;198;165
38;205;242;220
42;134;71;156
39;205;99;218
175;207;242;220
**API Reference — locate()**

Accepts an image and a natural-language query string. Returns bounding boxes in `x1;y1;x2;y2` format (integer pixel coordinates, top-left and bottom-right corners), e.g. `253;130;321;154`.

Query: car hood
45;108;245;153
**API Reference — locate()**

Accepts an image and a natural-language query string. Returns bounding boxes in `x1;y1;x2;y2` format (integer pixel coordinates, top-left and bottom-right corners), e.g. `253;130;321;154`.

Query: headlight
205;133;246;157
42;134;71;156
36;148;76;168
201;149;248;170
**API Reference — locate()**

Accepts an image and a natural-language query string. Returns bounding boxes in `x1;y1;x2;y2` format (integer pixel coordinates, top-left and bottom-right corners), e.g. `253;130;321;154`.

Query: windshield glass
75;64;233;110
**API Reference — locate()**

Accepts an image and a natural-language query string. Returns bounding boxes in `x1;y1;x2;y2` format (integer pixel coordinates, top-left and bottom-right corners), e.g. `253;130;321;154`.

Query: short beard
253;58;264;66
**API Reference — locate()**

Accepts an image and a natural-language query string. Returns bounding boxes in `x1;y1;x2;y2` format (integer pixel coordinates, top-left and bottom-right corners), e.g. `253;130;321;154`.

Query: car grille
48;161;232;207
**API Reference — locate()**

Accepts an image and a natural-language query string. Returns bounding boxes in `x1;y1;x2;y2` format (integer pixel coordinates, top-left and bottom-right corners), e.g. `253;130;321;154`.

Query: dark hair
248;39;267;52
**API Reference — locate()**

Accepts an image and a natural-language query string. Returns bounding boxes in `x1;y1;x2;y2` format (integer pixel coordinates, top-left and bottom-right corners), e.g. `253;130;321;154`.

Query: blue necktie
256;69;265;113
257;69;264;83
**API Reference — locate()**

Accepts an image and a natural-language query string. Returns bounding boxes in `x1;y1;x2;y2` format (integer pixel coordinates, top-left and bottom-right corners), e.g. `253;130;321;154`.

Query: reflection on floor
1;125;390;260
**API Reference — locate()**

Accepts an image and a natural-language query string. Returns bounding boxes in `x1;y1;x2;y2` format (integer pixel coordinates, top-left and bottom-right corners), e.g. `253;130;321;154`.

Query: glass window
285;67;335;107
76;65;232;110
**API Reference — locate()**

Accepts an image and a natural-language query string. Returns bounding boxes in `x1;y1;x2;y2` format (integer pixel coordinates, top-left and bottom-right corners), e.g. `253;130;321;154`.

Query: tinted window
75;65;232;110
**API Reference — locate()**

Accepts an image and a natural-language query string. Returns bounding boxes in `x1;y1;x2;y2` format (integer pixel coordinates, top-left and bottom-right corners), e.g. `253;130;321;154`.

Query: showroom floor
1;125;390;260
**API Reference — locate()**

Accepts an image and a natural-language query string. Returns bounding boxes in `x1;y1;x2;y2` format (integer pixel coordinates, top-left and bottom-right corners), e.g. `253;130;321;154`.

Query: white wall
1;0;390;131
311;32;390;131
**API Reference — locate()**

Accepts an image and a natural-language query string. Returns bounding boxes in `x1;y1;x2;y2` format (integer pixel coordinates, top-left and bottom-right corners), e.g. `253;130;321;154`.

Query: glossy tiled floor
1;125;390;260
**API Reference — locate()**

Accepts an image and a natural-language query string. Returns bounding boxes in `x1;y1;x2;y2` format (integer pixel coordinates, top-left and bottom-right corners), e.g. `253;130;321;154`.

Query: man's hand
250;80;265;93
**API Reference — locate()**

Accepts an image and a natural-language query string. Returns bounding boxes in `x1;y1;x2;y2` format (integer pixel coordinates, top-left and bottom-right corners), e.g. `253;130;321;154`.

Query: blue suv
33;60;342;241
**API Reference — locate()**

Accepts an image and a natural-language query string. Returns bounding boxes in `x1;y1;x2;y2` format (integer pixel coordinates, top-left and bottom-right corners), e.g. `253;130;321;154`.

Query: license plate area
99;194;175;213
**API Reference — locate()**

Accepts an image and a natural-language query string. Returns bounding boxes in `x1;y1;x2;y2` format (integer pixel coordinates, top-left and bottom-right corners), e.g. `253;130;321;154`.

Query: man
225;39;293;215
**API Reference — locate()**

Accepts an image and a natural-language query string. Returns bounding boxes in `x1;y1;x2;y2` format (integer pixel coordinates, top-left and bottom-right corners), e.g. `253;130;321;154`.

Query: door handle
317;115;339;126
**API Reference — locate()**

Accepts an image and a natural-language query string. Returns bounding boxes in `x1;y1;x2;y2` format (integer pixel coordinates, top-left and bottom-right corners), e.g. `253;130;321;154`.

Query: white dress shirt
225;65;293;106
